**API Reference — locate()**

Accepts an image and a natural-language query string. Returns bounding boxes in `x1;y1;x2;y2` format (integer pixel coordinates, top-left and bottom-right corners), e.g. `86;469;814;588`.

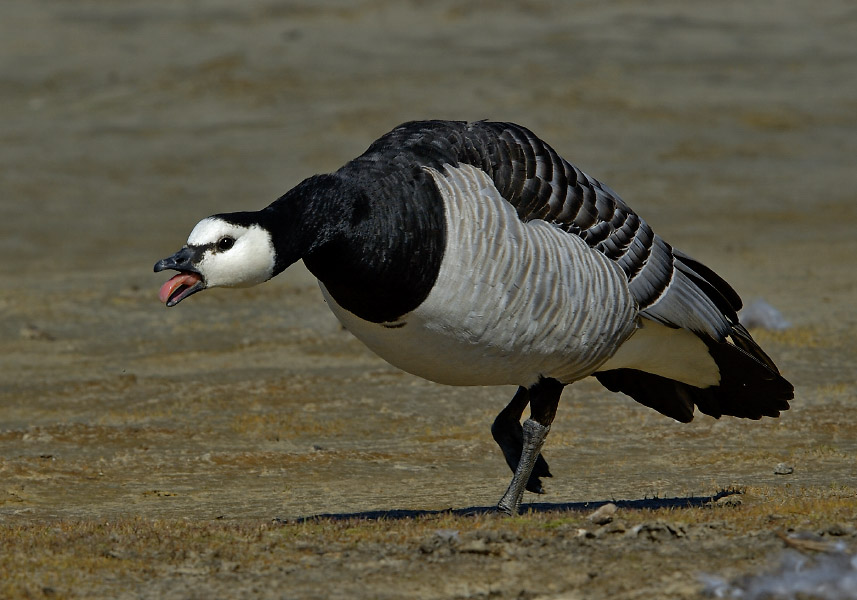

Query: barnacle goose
155;120;793;514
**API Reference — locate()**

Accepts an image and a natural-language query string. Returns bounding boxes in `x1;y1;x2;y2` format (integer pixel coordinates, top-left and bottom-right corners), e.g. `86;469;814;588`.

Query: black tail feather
595;329;793;422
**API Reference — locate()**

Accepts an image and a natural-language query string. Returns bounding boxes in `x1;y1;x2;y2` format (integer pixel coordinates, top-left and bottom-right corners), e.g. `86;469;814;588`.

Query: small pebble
458;539;491;555
628;521;684;541
774;463;795;475
715;495;743;508
433;529;460;542
823;523;854;537
596;520;626;536
20;324;54;341
587;502;617;525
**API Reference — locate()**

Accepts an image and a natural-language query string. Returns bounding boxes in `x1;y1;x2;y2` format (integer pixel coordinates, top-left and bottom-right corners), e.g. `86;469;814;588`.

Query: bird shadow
277;488;740;524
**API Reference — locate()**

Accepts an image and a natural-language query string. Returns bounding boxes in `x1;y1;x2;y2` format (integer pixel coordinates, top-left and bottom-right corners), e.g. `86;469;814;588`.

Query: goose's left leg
497;378;564;515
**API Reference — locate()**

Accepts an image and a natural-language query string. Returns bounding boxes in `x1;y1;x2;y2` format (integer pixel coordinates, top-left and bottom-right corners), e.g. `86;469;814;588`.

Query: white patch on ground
701;549;857;600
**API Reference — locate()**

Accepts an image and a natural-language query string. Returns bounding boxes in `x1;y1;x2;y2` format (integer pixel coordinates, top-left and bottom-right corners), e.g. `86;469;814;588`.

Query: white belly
319;164;638;387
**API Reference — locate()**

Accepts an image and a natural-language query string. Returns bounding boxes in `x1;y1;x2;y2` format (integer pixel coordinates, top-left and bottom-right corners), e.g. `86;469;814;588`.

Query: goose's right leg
491;385;552;494
496;378;564;515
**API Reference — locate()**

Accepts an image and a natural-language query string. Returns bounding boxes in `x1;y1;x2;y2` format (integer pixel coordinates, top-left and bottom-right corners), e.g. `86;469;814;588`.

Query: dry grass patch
2;486;855;598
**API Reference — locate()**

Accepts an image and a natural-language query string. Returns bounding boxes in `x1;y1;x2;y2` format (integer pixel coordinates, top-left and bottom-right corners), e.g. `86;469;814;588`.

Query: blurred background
4;1;854;276
1;0;855;519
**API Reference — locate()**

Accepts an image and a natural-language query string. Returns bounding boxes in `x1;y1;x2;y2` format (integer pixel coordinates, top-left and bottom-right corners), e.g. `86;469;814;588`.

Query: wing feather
345;120;743;340
458;121;736;339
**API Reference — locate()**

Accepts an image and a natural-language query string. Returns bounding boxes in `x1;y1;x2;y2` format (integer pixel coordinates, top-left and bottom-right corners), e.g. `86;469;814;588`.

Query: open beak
154;247;205;307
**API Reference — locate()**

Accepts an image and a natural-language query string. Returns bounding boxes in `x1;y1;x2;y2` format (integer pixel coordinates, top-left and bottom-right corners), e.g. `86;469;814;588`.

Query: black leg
491;387;552;493
497;378;564;515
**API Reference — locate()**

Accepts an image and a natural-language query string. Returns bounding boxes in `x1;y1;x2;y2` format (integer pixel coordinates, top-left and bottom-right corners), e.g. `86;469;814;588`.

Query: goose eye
217;236;235;251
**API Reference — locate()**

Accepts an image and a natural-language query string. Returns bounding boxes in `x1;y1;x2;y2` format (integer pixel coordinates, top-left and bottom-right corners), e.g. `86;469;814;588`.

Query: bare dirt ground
1;1;856;598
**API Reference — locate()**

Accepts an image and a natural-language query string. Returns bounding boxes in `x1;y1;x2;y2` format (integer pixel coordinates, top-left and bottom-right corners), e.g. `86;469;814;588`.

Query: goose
154;120;793;515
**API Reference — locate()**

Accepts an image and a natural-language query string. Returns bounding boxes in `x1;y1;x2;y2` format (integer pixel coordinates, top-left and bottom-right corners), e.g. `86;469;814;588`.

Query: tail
595;323;793;423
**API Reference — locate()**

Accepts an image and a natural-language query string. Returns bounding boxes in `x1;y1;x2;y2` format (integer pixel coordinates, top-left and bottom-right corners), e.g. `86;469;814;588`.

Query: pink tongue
159;272;202;304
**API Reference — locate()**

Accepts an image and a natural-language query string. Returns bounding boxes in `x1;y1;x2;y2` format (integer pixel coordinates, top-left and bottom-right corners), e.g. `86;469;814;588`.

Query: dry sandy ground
1;1;856;598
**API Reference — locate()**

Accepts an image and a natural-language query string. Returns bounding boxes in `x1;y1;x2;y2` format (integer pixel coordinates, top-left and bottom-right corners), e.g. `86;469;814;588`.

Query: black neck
261;175;356;275
263;171;446;323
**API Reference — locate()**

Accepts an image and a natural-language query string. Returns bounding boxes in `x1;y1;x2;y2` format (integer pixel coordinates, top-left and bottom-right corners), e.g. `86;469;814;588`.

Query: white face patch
186;217;276;288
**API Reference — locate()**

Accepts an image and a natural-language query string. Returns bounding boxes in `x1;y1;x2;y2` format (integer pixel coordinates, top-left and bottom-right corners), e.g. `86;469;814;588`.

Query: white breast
320;163;639;387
